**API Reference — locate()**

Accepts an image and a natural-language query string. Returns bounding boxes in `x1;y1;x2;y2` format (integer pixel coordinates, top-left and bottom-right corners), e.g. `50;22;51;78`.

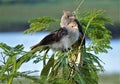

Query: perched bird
31;21;80;52
60;11;86;77
60;11;85;46
60;10;74;28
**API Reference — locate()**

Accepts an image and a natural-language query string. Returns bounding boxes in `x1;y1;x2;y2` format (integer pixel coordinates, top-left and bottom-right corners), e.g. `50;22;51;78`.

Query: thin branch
79;12;100;50
74;0;85;15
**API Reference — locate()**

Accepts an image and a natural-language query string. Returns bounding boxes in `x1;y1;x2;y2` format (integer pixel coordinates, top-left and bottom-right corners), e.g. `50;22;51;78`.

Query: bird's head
63;10;76;19
67;21;79;30
63;10;73;18
61;10;77;28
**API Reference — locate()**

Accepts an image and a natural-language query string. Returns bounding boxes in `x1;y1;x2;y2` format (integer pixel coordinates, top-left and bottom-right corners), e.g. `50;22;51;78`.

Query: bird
30;21;80;52
60;10;75;28
60;10;85;46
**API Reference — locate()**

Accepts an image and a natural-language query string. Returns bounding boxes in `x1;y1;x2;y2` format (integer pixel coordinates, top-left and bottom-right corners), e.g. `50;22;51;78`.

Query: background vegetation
1;73;120;84
0;0;119;22
0;0;120;38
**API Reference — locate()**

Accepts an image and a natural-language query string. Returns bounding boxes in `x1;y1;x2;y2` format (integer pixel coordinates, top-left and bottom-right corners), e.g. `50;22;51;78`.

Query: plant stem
74;0;85;15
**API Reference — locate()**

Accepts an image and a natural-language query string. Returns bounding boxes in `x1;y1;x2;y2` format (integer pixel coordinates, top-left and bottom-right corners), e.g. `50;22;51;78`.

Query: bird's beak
73;26;78;30
69;16;76;19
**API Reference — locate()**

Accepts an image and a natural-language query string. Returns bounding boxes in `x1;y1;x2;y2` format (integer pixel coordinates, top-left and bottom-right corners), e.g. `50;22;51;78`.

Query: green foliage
80;49;104;84
77;10;112;54
24;16;58;34
40;54;54;77
0;3;112;84
0;43;25;83
0;43;44;84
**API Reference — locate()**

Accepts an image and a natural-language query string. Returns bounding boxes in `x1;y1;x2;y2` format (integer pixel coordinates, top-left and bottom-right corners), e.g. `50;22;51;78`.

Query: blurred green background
0;0;120;38
0;0;120;84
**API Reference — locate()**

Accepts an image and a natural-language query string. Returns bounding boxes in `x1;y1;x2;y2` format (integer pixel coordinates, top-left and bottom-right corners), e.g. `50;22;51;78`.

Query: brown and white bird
60;11;86;72
31;21;80;52
60;10;74;28
60;11;85;46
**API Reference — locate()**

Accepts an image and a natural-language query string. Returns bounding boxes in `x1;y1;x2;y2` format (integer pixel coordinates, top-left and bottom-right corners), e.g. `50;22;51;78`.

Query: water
0;32;120;75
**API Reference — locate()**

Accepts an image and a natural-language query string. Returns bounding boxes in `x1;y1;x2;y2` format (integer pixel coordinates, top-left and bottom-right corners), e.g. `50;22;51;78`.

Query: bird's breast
68;29;80;43
48;29;80;51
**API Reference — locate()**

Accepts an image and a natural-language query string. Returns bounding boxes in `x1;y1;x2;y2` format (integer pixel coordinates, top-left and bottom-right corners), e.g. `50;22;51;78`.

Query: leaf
77;10;112;54
40;54;54;77
0;56;12;80
24;16;58;34
8;56;17;84
73;71;86;84
16;46;44;69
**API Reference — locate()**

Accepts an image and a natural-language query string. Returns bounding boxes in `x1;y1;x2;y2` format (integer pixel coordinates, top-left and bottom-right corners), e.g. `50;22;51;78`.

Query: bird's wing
39;28;68;45
31;28;68;50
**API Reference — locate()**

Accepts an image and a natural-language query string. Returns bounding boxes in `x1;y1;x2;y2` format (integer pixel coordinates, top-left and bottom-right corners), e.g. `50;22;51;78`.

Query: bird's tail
30;43;41;50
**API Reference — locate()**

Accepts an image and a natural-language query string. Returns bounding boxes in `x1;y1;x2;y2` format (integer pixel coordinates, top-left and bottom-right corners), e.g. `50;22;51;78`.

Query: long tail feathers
30;43;41;50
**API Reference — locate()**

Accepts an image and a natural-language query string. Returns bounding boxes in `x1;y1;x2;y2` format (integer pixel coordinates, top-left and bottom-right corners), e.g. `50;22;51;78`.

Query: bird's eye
71;26;74;28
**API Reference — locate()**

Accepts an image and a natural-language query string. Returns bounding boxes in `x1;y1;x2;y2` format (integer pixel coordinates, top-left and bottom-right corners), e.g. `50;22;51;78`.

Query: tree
0;0;112;84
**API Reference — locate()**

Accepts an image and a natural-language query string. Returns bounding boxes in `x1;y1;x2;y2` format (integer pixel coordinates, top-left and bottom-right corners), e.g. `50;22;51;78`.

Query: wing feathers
31;28;68;50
